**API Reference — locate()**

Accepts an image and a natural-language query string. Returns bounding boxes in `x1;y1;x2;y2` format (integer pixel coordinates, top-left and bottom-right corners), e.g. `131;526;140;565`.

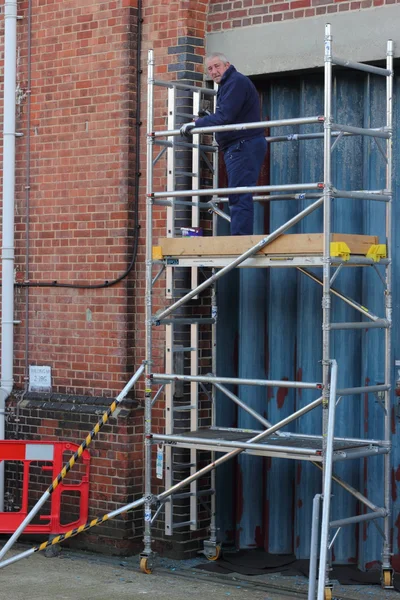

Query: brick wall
207;0;400;29
0;0;310;558
1;0;215;557
5;393;144;554
0;0;145;554
8;0;139;397
136;0;216;557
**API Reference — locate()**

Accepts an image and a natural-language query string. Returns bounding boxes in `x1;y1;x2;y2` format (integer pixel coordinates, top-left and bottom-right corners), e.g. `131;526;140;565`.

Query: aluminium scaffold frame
0;25;393;600
142;24;395;600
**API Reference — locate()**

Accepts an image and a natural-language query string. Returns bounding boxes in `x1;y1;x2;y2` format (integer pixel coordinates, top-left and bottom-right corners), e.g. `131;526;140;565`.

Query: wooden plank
156;233;379;257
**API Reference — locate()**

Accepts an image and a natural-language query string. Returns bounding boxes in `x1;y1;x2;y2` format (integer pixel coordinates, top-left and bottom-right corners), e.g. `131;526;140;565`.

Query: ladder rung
171;346;196;352
332;56;391;77
172;489;214;500
331;122;390;139
175;171;198;177
330;320;389;330
172;520;195;529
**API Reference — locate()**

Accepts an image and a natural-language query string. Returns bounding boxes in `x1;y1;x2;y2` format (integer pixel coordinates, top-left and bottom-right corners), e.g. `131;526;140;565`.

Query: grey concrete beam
206;7;399;76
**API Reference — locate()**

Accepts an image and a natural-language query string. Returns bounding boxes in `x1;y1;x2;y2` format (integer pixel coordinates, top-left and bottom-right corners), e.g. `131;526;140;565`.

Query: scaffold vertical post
142;49;155;564
317;361;338;600
382;37;394;586
321;22;333;595
166;86;176;300
208;91;219;552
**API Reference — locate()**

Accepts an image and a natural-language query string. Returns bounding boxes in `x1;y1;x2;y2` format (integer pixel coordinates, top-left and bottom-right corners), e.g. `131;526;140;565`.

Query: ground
0;542;399;600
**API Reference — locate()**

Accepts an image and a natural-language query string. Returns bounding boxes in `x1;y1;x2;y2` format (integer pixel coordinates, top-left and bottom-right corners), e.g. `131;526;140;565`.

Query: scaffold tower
141;23;395;600
0;24;394;600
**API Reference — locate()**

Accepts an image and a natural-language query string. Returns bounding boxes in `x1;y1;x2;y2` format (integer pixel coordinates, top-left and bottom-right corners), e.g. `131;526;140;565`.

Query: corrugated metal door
216;68;400;569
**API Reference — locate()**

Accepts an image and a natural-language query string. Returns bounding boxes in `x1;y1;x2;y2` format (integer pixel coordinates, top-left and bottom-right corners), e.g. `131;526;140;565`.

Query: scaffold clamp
330;241;350;260
152;246;163;260
366;244;387;262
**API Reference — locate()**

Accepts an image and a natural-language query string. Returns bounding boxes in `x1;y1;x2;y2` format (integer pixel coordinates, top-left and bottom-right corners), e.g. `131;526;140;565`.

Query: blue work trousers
223;136;267;235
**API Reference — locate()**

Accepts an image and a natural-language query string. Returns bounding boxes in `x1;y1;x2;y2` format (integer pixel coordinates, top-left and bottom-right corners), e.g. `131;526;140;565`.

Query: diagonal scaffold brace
0;363;145;562
0;389;323;570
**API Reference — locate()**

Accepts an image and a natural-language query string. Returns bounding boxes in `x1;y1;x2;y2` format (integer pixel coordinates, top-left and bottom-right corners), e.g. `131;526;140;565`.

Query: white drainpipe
0;0;18;510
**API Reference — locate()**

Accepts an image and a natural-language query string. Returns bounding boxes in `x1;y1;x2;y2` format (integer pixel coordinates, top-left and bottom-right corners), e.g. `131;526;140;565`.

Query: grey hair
205;52;229;64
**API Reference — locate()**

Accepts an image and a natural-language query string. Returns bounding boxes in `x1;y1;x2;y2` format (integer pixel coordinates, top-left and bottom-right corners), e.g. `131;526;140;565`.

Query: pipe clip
2;247;15;260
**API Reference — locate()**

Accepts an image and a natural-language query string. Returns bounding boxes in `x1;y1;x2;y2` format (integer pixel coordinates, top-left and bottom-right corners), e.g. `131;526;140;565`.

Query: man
180;53;267;236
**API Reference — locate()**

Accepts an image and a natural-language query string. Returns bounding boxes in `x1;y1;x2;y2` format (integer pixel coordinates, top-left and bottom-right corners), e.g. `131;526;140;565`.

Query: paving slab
0;542;399;600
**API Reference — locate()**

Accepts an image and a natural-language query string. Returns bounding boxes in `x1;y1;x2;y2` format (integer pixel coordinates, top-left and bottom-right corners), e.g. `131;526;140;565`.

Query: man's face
206;57;230;84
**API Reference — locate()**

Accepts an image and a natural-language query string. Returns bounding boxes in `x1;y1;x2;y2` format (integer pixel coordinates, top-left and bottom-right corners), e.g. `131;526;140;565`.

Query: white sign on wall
29;365;52;392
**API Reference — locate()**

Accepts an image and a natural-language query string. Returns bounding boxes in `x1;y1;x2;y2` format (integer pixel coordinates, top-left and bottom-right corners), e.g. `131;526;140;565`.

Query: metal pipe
266;130;353;144
297;268;379;322
328;527;341;550
152;433;320;455
153;196;324;321
336;257;389;266
332;56;391;77
153;116;323;138
269;430;388;446
157;318;215;325
172;520;195;529
23;0;33;398
152;373;322;390
153;79;217;95
332;189;389;202
317;359;338;600
150;501;165;525
0;0;18;511
209;104;219;546
330;123;390;139
156;396;323;503
308;495;322;600
154;139;216;152
255;193;322;202
382;37;394;572
321;24;333;565
337;384;389;396
312;462;381;512
215;382;274;431
209;201;231;222
332;447;389;461
143;49;155;558
152;182;323;199
172;488;214;500
330;320;389;330
330;509;387;529
153;199;213;208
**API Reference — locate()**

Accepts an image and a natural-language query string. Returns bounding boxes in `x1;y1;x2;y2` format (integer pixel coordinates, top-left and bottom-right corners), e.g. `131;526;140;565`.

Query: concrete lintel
206;7;399;76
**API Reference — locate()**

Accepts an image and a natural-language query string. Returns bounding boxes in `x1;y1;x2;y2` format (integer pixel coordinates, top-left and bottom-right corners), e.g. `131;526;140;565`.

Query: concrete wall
206;5;400;75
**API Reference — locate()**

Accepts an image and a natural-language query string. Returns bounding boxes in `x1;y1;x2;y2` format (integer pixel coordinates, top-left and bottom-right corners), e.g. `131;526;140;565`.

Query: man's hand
180;122;195;137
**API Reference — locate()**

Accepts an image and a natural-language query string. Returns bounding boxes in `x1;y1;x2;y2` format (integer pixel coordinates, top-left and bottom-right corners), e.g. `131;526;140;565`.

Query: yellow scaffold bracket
330;241;350;261
152;246;164;260
366;244;387;262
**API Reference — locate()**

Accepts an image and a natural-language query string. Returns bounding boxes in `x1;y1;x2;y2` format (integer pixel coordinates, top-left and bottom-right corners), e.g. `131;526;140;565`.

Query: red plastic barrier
0;440;90;534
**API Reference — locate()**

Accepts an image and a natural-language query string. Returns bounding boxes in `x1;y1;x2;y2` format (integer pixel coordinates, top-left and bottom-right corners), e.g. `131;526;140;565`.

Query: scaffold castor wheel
140;557;152;574
324;587;332;600
206;545;221;561
382;569;393;588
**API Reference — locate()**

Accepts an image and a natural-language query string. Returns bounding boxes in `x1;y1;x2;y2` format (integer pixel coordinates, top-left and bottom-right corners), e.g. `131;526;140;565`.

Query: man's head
205;52;230;84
